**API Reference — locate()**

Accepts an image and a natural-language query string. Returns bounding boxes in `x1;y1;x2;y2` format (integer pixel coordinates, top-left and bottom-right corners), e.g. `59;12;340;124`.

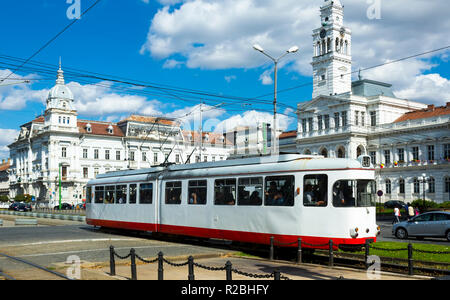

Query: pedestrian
407;203;415;220
393;206;401;224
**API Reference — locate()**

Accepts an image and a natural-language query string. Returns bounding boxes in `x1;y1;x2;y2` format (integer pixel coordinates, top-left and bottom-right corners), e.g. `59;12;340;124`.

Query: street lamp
253;44;299;154
421;173;427;210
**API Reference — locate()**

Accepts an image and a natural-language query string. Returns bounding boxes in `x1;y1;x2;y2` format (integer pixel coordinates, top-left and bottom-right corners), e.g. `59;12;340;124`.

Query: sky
0;0;449;159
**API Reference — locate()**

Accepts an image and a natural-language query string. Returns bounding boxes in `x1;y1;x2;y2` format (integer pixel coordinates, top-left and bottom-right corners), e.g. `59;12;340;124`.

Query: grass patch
346;241;450;264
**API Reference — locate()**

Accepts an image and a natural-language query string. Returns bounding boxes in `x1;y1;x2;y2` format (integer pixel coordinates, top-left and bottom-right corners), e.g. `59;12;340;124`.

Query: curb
0;210;86;223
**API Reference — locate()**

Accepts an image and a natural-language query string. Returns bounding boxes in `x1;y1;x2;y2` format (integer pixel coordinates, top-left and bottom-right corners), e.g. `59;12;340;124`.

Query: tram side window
165;181;182;204
214;179;236;205
188;180;207;205
139;183;153;204
94;186;104;204
116;185;127;204
264;176;295;206
238;177;263;206
105;186;116;204
333;180;376;207
303;175;328;207
129;184;137;204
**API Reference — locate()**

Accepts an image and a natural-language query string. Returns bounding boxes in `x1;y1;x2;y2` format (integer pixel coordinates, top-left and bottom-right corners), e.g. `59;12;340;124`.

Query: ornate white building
297;0;450;203
8;65;232;206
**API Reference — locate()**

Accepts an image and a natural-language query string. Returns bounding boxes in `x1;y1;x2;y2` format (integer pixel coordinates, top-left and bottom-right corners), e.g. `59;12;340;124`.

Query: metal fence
108;246;291;281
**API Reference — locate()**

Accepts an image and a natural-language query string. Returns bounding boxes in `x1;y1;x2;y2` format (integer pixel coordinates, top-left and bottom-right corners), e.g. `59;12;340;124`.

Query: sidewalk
71;254;429;281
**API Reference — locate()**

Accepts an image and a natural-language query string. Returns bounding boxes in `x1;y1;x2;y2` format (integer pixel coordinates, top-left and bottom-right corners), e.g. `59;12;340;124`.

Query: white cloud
214;110;294;133
395;74;450;105
0;128;19;159
141;0;450;102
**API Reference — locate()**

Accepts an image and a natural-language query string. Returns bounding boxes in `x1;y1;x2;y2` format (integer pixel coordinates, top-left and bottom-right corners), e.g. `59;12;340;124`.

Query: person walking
408;203;415;220
393;206;401;224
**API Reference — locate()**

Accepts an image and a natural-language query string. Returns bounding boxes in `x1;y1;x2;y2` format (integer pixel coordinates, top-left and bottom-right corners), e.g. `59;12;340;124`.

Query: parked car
54;203;72;210
384;200;406;209
9;202;32;212
393;211;450;241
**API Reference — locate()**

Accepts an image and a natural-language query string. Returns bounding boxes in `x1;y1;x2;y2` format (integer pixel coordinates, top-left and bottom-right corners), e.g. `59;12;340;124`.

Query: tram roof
92;154;371;184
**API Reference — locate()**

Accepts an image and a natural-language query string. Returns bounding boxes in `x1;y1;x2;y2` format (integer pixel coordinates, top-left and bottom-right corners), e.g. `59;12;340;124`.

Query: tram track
0;252;74;280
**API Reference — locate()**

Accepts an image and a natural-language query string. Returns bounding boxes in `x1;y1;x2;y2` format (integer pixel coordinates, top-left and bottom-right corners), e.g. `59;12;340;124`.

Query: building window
370;111;376;127
142;152;147;162
397;148;405;162
384;150;391;164
105;150;110;160
413;178;420;194
129;151;135;161
361;112;365;127
61;147;67;158
369;151;376;165
302;119;307;133
94;168;99;177
337;147;345;158
116;151;121;161
444;144;450;159
399;179;405;194
445;177;450;193
355;111;359;126
94;149;99;160
308;118;313;132
324;115;330;129
427;145;435;161
175;154;180;164
428;177;435;193
83;167;89;179
341;111;347;127
334;113;340;128
317;115;323;131
154;153;158;164
385;179;391;194
83;149;88;159
412;147;419;161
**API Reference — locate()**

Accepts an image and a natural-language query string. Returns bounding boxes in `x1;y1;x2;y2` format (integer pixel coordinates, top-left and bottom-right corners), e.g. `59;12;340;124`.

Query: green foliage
411;199;439;211
14;194;33;203
0;195;9;203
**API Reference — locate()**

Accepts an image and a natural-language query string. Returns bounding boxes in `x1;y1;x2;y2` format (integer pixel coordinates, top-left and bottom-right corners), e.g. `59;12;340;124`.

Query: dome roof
47;63;74;102
323;0;342;7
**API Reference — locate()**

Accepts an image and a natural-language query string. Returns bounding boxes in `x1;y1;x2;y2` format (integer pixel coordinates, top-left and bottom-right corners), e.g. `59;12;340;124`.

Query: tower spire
56;57;65;85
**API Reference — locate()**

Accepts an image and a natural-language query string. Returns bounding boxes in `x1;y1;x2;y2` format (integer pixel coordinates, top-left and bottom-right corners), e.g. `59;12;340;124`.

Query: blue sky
0;0;449;159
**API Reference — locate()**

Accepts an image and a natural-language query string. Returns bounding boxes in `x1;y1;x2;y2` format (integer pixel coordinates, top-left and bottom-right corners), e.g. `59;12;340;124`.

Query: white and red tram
86;154;380;249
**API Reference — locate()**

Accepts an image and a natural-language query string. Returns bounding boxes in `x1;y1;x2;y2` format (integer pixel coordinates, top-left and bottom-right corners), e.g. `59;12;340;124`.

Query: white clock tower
312;0;352;98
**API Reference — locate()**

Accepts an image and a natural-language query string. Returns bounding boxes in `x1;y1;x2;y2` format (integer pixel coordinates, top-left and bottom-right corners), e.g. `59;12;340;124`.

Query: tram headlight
350;228;359;238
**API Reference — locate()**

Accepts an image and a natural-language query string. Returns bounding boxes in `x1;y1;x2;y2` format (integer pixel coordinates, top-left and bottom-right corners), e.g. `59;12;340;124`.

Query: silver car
392;211;450;241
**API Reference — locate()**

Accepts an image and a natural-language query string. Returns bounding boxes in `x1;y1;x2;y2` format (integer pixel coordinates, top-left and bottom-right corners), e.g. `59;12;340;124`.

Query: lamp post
421;173;427;211
253;44;299;154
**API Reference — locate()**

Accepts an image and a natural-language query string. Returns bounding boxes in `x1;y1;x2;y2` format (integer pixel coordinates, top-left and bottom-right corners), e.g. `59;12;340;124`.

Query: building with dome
296;0;450;203
7;64;232;207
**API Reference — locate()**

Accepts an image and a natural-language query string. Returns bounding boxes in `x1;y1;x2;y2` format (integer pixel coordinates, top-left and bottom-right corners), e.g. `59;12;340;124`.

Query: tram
86;154;380;249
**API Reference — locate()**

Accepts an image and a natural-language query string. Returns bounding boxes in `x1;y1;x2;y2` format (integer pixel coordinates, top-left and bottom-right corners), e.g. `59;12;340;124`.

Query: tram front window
333;180;376;207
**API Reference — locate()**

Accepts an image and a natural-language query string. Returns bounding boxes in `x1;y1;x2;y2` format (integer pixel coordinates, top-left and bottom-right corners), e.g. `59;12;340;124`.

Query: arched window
344;40;348;55
337;146;345;158
327;38;331;53
385;179;391;194
335;38;340;52
356;145;365;158
304;149;312;155
320;148;328;158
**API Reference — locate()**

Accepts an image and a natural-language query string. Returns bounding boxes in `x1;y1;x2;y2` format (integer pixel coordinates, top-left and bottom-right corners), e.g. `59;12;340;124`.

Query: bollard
365;240;370;269
297;238;302;264
225;261;232;281
328;240;334;267
408;243;414;276
109;246;116;276
130;248;137;280
188;256;195;281
158;252;164;280
273;269;281;280
269;236;274;261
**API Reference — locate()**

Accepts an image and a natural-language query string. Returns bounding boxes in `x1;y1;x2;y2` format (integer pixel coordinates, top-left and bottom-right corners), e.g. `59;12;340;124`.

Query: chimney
427;104;435;111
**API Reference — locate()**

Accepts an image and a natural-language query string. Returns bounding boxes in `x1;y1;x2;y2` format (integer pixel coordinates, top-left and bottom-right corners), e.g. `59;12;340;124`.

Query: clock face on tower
340;27;346;36
320;29;327;39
